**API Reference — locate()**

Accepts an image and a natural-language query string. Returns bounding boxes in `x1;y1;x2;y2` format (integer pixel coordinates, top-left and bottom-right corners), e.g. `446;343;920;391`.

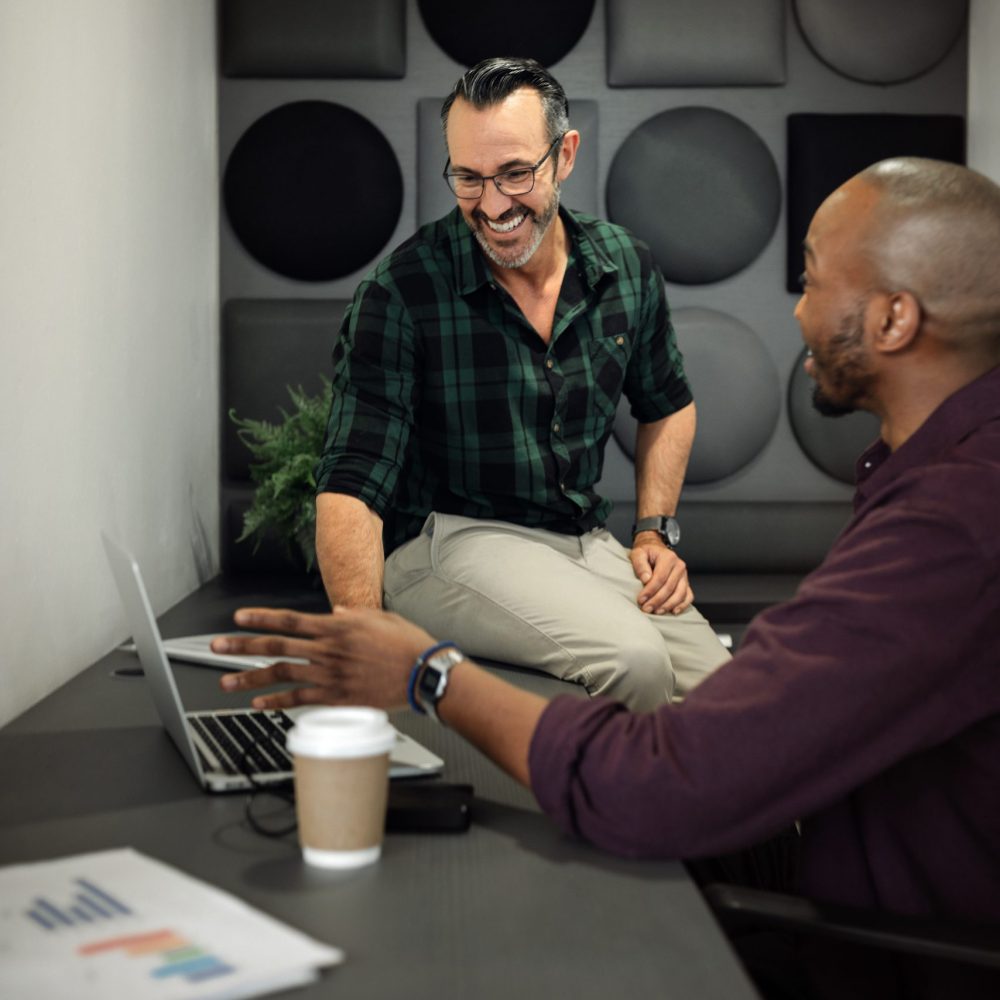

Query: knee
586;636;675;712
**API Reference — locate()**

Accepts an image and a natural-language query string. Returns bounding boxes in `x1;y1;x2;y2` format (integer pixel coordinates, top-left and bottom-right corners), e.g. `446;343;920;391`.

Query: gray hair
440;57;570;144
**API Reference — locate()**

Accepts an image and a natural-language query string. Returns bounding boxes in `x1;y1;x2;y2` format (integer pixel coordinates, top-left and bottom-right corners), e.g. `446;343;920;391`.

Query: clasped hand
629;537;693;615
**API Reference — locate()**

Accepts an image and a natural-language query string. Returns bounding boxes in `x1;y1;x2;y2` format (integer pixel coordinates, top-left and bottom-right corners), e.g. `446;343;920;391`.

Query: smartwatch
631;515;681;549
415;646;465;723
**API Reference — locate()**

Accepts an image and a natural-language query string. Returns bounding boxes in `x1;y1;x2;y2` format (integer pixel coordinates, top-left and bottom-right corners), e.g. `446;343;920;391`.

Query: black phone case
385;782;473;833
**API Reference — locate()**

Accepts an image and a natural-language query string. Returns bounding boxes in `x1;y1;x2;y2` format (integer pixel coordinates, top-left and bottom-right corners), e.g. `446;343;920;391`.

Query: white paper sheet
0;847;344;999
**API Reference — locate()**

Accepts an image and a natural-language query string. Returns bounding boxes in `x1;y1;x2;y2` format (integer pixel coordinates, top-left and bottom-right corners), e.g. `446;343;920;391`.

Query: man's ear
556;130;580;184
871;290;921;354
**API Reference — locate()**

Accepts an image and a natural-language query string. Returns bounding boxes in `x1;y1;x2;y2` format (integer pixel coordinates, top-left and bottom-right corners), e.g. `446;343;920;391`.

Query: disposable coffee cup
286;707;397;869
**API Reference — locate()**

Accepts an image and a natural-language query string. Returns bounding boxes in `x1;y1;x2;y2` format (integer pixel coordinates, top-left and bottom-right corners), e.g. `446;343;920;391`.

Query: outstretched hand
212;606;436;711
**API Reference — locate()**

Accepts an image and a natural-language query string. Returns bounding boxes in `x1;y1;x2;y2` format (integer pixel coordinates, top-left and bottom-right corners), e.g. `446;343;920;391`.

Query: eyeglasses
443;133;565;199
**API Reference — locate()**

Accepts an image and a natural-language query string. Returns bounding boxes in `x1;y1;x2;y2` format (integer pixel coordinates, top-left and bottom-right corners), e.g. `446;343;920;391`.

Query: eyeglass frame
442;133;566;199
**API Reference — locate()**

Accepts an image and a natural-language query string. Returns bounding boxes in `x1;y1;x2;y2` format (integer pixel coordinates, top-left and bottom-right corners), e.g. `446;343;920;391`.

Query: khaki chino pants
384;513;731;711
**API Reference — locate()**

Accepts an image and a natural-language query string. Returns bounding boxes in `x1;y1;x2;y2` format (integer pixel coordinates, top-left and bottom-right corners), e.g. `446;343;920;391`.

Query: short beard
469;183;560;270
811;307;875;417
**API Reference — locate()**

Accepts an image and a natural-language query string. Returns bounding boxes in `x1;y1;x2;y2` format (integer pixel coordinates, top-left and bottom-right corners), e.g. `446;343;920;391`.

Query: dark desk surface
0;576;758;999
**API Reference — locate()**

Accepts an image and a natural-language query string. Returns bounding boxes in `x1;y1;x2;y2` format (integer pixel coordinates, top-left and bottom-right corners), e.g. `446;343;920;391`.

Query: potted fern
229;377;332;571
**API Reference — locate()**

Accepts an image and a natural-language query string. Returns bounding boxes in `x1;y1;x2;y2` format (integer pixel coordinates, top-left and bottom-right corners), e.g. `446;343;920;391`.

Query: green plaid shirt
316;207;691;555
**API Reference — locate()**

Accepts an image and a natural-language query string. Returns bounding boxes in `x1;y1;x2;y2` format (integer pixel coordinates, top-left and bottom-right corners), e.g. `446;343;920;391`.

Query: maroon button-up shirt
530;365;1000;923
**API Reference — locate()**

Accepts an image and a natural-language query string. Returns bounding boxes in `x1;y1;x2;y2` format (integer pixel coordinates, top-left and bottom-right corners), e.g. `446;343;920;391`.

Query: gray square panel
606;0;785;86
221;0;406;79
222;299;348;482
417;98;600;228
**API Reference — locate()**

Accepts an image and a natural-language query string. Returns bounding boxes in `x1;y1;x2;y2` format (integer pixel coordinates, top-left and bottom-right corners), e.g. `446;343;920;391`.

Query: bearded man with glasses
311;57;729;710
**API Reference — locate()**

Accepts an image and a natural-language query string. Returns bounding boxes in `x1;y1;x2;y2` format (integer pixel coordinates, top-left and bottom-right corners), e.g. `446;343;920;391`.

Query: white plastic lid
286;707;396;759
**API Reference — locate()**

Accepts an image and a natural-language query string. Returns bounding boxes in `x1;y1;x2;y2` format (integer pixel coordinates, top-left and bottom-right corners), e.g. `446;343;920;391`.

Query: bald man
216;159;1000;999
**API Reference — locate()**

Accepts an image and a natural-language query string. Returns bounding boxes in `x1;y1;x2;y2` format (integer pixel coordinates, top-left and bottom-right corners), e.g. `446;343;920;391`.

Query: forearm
634;402;696;517
315;492;385;608
436;663;549;787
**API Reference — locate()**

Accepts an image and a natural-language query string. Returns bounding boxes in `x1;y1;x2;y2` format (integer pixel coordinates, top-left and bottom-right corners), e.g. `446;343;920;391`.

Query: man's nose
478;180;515;218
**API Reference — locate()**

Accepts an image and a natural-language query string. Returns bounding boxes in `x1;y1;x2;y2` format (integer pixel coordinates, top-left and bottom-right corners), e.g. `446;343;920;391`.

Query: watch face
664;517;681;547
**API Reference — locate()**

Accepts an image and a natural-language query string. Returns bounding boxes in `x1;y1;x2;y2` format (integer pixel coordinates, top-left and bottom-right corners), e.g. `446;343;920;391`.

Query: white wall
0;1;219;726
969;0;1000;184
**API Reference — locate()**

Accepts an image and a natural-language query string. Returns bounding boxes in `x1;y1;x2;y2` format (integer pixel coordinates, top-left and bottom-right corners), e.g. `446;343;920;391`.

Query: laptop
102;534;444;792
118;632;289;671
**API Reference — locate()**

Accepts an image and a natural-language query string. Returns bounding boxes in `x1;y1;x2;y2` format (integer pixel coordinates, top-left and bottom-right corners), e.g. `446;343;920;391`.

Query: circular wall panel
794;0;967;85
787;347;881;484
224;101;403;282
612;308;780;484
418;0;595;69
606;107;780;285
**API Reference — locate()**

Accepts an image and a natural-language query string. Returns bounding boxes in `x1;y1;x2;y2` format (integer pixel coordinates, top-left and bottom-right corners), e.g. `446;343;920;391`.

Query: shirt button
546;359;554;369
553;423;560;433
864;461;872;469
615;336;624;346
560;481;566;491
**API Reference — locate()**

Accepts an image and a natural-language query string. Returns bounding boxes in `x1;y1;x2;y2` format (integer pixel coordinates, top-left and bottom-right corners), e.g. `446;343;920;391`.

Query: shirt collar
445;205;618;297
854;364;1000;503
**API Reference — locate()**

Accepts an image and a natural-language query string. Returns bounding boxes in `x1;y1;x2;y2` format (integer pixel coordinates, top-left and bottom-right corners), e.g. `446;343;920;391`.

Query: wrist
407;641;464;723
631;514;680;549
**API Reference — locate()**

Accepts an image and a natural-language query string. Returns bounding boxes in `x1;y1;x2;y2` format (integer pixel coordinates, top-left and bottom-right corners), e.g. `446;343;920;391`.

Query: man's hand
212;606;436;711
214;605;548;787
629;532;694;615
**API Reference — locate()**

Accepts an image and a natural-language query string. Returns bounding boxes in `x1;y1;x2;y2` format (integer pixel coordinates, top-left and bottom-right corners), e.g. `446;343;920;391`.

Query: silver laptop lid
102;533;207;784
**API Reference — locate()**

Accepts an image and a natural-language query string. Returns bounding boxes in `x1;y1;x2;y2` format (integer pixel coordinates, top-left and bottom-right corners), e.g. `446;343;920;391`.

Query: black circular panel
613;308;780;484
418;0;595;69
794;0;967;85
224;101;403;282
606;107;780;285
787;347;881;484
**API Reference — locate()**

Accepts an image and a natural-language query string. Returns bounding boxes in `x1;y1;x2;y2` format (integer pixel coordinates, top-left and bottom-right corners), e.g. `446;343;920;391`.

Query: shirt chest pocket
585;333;632;418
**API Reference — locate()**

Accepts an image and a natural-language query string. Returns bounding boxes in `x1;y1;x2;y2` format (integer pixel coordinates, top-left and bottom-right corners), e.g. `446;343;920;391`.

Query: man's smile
479;208;528;235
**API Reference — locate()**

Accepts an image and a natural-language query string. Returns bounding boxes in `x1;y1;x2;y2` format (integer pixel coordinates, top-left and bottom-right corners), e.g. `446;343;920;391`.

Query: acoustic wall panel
613;308;781;485
220;0;406;79
224;101;403;282
786;113;966;291
794;0;967;85
607;0;785;86
607;108;780;285
221;299;349;574
418;0;595;69
222;299;349;481
417;98;600;227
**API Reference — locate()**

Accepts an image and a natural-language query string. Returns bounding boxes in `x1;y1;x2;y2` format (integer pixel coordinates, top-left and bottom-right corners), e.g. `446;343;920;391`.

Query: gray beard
470;185;560;270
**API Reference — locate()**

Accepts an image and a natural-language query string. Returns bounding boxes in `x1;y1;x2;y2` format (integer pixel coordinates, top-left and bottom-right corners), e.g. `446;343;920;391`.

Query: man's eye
454;174;480;186
798;272;808;289
501;169;532;184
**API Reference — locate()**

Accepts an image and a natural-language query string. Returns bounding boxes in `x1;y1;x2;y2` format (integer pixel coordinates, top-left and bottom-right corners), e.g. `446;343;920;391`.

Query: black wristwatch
416;647;465;723
631;515;681;549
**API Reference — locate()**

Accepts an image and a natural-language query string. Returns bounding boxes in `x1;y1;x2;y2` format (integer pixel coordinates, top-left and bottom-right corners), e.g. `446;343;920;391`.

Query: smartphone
386;782;473;833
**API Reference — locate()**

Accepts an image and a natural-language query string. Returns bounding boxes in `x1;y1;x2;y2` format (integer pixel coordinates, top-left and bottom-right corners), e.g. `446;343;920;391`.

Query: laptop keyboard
189;711;295;777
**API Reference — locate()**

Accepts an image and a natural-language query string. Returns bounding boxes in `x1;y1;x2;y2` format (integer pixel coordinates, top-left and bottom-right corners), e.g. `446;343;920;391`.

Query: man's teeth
485;212;526;233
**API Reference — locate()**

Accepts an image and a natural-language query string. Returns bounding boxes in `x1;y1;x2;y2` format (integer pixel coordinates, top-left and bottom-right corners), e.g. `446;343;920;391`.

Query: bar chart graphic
22;875;235;985
80;928;235;984
2;848;340;998
25;878;132;930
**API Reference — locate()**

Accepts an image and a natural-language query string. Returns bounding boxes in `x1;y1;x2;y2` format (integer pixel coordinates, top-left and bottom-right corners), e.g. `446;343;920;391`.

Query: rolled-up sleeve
314;279;419;517
623;264;691;423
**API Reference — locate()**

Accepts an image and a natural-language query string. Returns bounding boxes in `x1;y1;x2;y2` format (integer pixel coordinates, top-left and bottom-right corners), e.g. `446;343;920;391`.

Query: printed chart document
0;847;344;998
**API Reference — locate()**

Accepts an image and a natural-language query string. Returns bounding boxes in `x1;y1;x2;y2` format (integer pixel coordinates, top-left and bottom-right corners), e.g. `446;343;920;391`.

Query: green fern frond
229;376;332;570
